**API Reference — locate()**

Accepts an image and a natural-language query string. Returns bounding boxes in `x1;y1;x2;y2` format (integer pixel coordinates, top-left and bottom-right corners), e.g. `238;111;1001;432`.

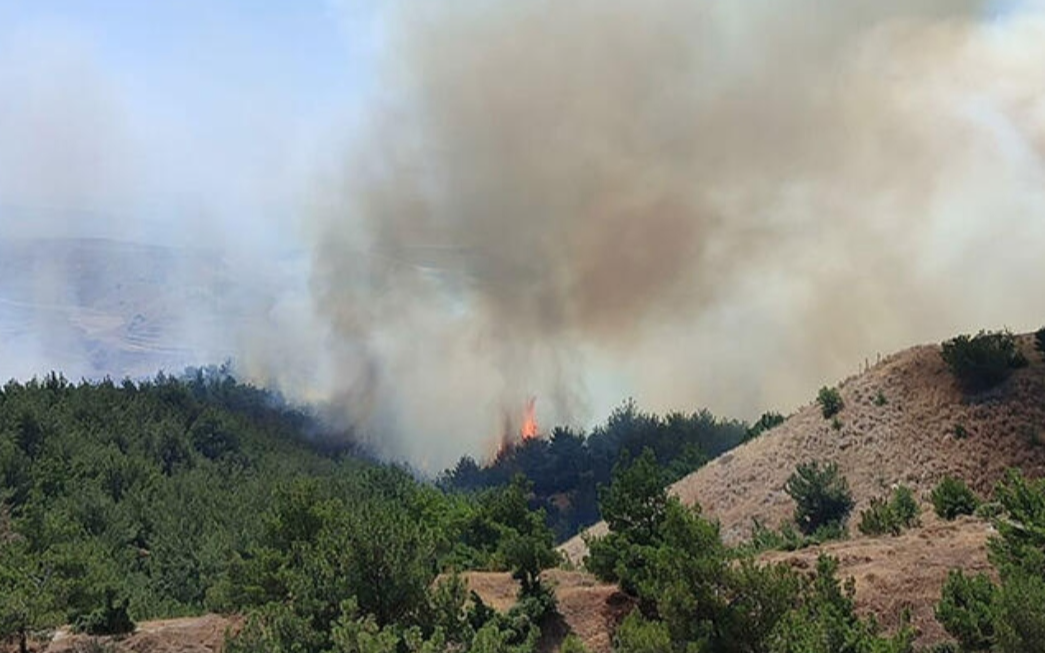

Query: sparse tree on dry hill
816;387;844;419
785;461;854;535
940;330;1028;393
931;476;979;521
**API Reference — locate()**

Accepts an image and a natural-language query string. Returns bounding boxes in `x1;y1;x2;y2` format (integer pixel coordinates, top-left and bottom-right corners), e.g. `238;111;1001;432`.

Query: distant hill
0;237;288;381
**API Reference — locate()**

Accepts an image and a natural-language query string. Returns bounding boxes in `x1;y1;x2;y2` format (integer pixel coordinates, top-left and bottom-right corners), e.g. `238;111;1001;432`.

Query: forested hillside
440;401;750;540
0;371;565;652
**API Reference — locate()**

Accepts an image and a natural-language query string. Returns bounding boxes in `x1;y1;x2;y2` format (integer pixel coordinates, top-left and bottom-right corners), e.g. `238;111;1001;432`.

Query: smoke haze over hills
3;1;1045;468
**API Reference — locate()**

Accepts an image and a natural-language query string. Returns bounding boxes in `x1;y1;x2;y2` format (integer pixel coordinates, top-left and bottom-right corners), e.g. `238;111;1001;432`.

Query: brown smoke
300;0;1045;467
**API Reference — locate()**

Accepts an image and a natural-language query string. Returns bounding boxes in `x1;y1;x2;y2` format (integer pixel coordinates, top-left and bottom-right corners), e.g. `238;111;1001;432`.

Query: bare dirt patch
762;514;993;648
463;569;630;653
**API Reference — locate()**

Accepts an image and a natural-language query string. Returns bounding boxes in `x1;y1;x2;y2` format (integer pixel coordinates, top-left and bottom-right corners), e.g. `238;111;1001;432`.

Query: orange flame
520;396;539;440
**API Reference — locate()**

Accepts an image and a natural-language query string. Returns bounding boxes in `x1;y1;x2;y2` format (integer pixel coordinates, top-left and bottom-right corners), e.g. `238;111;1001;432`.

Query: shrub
1036;327;1045;358
817;387;844;418
987;469;1045;576
857;485;920;537
746;520;847;553
744;411;785;441
613;611;672;653
72;589;135;637
873;390;888;406
771;555;915;653
940;330;1027;393
858;497;896;536
995;574;1045;653
974;501;1003;520
932;476;979;520
936;570;997;651
560;633;589;653
749;520;805;553
891;485;920;527
785;461;854;535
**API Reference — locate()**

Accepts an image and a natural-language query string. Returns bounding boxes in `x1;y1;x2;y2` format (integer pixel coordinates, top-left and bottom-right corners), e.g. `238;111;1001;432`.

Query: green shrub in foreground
786;461;854;535
936;570;997;651
932;476;979;520
858;485;921;536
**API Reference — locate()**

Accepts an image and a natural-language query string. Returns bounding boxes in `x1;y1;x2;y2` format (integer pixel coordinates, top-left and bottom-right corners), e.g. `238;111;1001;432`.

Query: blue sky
0;0;384;246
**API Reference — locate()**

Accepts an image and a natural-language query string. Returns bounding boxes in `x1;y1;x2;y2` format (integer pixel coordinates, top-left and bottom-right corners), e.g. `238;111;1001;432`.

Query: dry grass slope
564;333;1045;560
671;334;1045;542
559;332;1045;647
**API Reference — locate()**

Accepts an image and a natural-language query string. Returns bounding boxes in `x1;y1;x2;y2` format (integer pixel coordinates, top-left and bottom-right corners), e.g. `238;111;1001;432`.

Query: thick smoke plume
4;2;1045;470
291;0;1045;466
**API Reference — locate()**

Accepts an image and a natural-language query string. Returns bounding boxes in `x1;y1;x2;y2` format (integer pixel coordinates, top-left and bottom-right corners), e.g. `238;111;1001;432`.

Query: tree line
439;400;751;540
0;371;564;652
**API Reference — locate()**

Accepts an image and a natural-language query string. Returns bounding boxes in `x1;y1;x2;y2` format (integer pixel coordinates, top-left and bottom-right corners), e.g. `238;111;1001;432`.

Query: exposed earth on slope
462;570;631;653
668;336;1045;543
5;572;627;653
763;513;993;647
5;614;238;653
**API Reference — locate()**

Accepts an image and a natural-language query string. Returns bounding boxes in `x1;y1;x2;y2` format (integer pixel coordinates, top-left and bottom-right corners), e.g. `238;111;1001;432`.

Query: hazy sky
0;0;381;248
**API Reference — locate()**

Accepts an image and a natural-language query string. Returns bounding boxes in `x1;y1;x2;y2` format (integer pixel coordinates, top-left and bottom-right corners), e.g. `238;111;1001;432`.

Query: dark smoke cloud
296;0;1045;466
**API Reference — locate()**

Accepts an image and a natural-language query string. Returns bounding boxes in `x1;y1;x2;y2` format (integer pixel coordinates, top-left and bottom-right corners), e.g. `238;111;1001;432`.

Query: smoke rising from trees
4;1;1045;467
291;0;1045;465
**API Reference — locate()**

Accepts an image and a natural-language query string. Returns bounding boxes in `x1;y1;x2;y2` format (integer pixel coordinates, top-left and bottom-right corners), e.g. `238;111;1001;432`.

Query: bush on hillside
746;520;846;554
817;387;844;419
931;475;979;520
1036;327;1045;358
72;589;135;637
559;633;589;653
936;570;997;652
613;612;672;653
940;330;1027;393
934;469;1045;653
744;411;785;441
785;461;854;535
858;485;921;536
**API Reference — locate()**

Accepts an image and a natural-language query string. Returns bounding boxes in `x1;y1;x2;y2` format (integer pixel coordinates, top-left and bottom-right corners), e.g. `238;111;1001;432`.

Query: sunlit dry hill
562;332;1045;646
669;334;1045;541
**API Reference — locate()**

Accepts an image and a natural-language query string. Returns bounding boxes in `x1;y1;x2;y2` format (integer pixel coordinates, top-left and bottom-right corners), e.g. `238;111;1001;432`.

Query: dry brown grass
462;569;630;653
761;513;994;647
564;335;1045;559
38;614;239;653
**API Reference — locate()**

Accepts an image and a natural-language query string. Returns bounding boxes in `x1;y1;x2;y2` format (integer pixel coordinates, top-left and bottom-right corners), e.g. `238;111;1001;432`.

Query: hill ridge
563;333;1045;558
